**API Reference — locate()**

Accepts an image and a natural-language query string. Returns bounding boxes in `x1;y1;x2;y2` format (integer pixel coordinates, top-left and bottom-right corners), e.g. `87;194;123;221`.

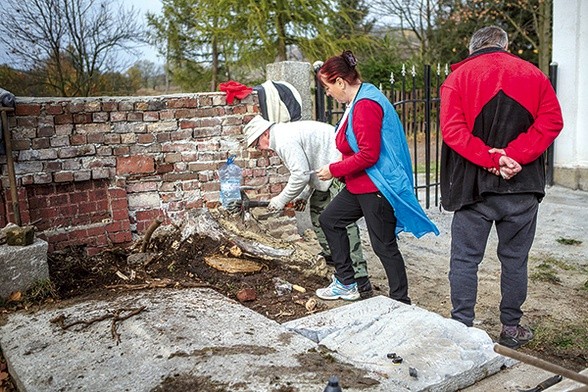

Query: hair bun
342;50;357;68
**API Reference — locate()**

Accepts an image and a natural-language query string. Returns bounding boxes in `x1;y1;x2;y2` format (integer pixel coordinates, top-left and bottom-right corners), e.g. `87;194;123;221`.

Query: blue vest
346;83;439;238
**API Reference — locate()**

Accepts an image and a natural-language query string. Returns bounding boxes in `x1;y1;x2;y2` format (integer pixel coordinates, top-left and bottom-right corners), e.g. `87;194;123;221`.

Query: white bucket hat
244;115;274;147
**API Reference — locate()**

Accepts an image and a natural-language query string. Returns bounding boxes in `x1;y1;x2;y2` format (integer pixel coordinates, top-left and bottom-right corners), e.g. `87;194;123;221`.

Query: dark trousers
449;193;538;327
319;188;410;304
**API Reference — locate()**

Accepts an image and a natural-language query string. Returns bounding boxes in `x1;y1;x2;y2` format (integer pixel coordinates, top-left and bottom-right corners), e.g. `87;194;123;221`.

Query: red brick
108;231;132;244
17;117;38;127
92;188;107;200
105;220;130;232
46;105;64;115
144;112;159;121
113;146;130;156
66;102;85;113
53;171;74;183
54;114;73;125
108;188;127;199
15;104;41;116
180;119;199;129
78;202;97;214
156;163;174;174
186;199;204;209
87;133;105;144
100;100;117;111
167;98;198;108
70;134;87;145
135;209;161;222
73;113;92;124
70;191;89;204
127;112;143;121
110;199;128;211
37;126;56;137
111;209;129;220
32;138;51;149
137;134;155;144
116;156;154;175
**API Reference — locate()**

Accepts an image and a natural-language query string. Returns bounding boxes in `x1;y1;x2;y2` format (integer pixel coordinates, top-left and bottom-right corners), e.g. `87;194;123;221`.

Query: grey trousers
309;180;368;280
449;193;539;327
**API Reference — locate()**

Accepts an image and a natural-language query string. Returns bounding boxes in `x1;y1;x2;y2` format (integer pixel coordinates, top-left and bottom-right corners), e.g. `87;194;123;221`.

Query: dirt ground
1;188;587;391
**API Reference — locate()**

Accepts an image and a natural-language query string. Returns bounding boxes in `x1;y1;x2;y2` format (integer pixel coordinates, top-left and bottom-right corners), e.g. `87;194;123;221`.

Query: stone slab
1;288;341;392
284;296;516;391
1;288;524;392
0;238;49;299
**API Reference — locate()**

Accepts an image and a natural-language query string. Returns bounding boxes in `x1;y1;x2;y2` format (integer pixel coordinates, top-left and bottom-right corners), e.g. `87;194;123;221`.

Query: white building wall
552;0;588;189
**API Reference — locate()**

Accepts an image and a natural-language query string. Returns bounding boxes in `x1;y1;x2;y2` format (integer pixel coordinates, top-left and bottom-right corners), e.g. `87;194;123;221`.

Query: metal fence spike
390;71;395;85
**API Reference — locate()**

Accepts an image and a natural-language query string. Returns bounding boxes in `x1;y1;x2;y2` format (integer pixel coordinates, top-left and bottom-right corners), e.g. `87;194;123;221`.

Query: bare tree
369;0;440;61
0;0;141;96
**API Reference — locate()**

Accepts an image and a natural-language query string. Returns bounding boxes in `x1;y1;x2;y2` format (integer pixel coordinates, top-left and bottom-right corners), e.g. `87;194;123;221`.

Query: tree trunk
537;0;552;74
211;36;219;91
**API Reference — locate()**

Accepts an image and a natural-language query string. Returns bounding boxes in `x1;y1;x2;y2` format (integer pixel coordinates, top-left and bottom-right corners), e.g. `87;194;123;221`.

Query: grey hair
469;26;508;53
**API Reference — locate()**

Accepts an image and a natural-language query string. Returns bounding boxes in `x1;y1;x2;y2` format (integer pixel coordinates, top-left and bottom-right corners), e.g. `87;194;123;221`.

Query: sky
0;0;164;68
125;0;164;66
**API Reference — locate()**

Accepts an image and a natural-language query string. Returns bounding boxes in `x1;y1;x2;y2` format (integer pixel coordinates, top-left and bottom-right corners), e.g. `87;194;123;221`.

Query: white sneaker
316;276;360;301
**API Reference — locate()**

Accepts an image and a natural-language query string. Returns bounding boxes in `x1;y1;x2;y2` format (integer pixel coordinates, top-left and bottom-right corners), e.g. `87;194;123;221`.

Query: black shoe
498;324;534;349
356;278;374;299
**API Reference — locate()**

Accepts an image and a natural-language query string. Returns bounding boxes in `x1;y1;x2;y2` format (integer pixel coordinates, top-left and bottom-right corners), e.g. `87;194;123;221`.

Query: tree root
50;306;147;344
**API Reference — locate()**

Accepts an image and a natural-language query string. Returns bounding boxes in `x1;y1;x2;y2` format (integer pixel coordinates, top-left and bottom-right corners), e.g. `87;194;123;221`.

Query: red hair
318;50;361;86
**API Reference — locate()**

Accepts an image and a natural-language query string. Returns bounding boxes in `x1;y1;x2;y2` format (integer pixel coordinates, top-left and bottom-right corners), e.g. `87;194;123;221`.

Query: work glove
267;197;285;212
292;198;307;212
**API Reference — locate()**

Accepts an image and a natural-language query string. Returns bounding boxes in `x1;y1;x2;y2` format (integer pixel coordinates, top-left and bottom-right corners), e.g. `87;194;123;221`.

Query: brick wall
0;93;287;255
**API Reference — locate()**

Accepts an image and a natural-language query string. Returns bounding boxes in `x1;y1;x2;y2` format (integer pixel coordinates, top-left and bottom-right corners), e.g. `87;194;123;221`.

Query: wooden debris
292;284;306;293
180;209;294;260
141;218;162;252
305;298;318;312
204;256;264;274
8;291;22;302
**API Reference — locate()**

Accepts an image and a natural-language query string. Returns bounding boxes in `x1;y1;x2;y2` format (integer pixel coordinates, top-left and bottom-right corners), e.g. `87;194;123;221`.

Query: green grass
26;279;58;302
556;237;583;246
530;318;588;352
530;260;561;284
529;256;580;284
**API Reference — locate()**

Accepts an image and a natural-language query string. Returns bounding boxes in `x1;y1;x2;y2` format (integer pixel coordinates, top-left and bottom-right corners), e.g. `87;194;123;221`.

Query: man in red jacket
440;26;563;349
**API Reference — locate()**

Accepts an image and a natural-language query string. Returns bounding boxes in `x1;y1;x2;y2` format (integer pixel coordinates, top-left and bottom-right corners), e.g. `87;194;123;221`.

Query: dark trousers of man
319;188;410;304
449;193;539;327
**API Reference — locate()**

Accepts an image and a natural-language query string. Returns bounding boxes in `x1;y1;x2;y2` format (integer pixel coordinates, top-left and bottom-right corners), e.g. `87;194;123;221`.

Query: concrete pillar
552;0;588;190
266;61;312;120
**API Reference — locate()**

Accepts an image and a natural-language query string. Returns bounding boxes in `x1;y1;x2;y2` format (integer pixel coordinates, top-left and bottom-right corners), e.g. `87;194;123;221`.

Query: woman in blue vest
315;51;438;303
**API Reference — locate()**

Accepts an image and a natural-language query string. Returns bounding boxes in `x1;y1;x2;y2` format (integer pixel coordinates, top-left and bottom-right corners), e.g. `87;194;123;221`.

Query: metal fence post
546;62;558;186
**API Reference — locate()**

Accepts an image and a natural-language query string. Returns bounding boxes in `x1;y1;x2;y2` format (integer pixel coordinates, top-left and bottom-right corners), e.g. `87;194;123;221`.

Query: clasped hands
487;148;522;180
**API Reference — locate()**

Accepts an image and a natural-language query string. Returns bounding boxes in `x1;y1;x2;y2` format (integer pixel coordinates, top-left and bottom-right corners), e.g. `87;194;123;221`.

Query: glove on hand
267;197;285;212
292;198;307;212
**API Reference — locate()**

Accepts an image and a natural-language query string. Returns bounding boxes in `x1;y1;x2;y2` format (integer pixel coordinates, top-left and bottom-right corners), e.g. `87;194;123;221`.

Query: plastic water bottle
323;375;343;392
218;155;242;207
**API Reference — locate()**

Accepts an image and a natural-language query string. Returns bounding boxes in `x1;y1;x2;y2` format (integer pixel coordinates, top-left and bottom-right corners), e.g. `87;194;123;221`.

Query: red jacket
440;48;563;211
330;100;381;194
